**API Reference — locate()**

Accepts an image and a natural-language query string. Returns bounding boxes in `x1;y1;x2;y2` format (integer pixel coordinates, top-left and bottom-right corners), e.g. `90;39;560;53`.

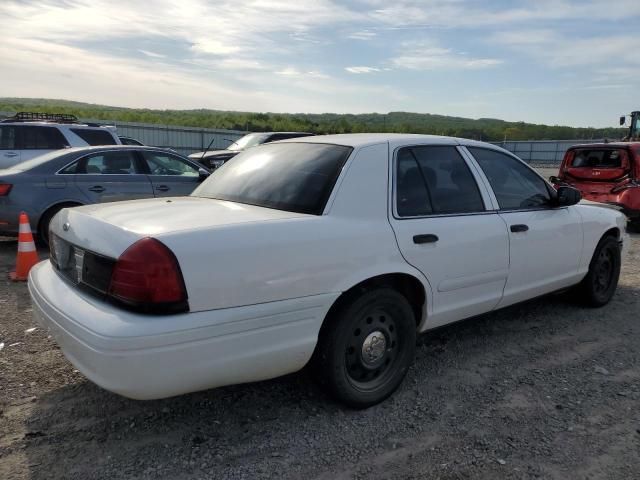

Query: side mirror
620;116;626;126
198;168;210;182
555;186;581;207
549;175;561;185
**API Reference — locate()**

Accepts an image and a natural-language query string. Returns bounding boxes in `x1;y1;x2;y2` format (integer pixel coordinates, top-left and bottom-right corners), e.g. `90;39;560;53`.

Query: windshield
193;142;352;215
227;133;270;151
633;115;640;138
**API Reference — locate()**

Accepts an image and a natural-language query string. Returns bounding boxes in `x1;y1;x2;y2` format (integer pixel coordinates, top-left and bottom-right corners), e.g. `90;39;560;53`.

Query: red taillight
108;238;188;313
561;150;575;175
0;184;12;196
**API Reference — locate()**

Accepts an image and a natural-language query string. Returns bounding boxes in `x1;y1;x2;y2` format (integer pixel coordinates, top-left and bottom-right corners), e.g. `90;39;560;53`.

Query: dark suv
189;132;314;169
552;142;640;230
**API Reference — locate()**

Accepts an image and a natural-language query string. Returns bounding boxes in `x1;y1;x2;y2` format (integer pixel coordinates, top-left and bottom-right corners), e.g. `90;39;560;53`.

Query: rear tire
313;288;416;408
577;235;621;307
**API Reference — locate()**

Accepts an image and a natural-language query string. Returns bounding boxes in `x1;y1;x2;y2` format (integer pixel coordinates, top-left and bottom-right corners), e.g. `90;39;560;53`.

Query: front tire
577;235;621;307
313;288;416;408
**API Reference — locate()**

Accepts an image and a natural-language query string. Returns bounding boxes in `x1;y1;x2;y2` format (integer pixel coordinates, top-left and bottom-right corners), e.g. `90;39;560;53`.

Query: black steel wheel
313;288;416;408
578;235;621;307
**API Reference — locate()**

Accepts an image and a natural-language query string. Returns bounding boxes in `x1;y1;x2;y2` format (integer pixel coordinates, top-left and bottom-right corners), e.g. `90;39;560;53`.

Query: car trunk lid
49;196;310;260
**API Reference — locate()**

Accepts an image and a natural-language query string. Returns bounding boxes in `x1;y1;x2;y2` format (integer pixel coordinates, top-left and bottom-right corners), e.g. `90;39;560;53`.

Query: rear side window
468;147;550;210
60;151;138;174
18;126;69;149
70;128;117;146
0;126;17;149
396;146;484;217
571;149;624;168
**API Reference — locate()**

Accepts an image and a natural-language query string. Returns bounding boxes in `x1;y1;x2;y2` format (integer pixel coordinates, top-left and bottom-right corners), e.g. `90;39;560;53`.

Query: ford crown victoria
28;134;628;408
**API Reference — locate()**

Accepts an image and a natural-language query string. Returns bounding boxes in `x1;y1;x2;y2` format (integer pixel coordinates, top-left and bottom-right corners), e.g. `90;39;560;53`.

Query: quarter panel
160;142;415;313
161;216;406;312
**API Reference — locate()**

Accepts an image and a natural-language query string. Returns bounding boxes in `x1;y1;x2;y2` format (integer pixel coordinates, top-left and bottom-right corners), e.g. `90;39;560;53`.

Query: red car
553;142;640;231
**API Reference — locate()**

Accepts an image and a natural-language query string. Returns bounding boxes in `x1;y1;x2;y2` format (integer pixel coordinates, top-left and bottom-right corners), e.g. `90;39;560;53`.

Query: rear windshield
70;128;118;146
570;149;624;168
192;142;352;215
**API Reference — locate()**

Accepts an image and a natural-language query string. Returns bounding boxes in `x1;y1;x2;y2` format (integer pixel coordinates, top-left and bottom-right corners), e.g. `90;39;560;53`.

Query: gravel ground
1;209;639;479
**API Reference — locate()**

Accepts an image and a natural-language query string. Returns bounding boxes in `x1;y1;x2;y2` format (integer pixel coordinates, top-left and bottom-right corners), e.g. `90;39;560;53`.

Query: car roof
61;145;180;155
568;142;640;149
277;133;507;151
0;121;113;128
256;131;313;135
9;145;188;172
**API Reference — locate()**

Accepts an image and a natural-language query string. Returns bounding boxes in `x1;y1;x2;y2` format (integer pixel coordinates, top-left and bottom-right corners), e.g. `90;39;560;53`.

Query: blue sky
1;0;639;127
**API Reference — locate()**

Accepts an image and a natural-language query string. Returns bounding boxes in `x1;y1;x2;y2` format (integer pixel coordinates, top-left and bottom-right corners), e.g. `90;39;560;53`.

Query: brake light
108;238;188;313
561;151;575;175
0;184;12;196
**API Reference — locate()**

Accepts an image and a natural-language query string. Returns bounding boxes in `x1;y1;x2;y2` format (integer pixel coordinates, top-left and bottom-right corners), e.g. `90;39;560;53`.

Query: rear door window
18;126;69;149
396;146;485;216
60;151;138;174
70;128;118;146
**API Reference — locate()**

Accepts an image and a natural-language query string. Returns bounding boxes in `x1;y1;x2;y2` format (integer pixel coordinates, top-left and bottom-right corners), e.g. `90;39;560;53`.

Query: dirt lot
1;228;639;479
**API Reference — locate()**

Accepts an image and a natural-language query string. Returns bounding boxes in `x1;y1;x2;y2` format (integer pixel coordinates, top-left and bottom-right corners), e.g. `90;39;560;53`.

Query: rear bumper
28;261;338;400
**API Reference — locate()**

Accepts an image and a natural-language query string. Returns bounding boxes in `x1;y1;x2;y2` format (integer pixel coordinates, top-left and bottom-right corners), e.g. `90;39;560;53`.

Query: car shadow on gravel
20;278;640;480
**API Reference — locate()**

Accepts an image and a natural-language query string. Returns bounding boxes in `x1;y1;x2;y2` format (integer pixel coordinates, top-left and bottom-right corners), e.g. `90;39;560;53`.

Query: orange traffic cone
10;212;40;281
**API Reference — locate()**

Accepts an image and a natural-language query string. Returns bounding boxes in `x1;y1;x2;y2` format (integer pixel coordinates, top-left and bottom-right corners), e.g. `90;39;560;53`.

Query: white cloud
275;67;329;79
392;43;503;71
366;0;640;28
0;37;398;113
345;66;381;74
138;49;166;58
348;30;377;40
1;0;638;125
491;30;640;68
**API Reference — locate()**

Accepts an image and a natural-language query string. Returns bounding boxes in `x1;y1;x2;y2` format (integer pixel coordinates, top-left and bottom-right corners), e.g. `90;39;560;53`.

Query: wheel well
324;274;426;329
37;202;82;236
603;227;620;240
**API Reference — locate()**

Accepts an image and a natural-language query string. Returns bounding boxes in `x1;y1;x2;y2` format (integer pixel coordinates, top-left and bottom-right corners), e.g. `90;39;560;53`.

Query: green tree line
0;97;626;142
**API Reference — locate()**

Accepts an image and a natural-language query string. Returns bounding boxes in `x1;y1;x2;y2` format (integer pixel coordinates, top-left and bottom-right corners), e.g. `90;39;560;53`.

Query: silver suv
0;112;121;168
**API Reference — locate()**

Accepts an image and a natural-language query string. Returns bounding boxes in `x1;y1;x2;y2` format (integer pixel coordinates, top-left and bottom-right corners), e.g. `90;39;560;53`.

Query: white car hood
52;197;308;258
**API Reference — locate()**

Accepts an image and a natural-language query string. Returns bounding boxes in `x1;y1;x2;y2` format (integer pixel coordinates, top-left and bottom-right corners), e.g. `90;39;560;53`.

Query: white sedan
29;134;628;408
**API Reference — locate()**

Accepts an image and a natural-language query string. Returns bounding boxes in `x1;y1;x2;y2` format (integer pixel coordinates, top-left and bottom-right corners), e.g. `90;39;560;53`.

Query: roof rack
0;112;80;124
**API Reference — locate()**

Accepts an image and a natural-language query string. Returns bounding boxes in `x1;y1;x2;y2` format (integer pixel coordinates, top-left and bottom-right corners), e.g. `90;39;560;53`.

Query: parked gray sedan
0;146;209;242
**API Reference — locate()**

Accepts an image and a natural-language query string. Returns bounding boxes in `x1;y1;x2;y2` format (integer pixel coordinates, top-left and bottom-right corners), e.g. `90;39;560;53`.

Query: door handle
5;152;18;157
413;234;439;244
88;186;105;193
510;224;529;233
155;185;170;192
